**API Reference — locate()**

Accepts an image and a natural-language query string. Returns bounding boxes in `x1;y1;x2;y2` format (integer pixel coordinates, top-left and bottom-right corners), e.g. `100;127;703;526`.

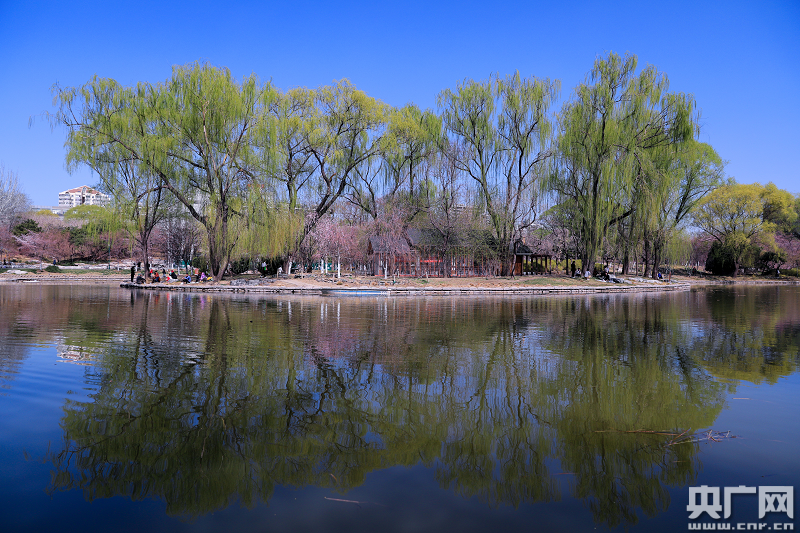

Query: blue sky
1;0;798;206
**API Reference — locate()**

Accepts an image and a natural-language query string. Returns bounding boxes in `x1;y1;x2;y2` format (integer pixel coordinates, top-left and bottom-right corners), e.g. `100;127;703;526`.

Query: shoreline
117;279;694;295
2;271;798;295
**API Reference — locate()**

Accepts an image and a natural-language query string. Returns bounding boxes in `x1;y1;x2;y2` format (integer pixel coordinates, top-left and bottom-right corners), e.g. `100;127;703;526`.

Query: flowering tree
0;165;31;230
690;234;713;270
366;204;411;278
310;216;363;278
0;224;20;262
15;229;72;262
775;233;800;269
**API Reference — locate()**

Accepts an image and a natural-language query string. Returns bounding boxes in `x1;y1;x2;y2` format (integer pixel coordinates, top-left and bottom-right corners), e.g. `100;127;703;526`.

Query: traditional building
368;228;503;277
512;239;554;275
58;186;110;209
368;228;555;277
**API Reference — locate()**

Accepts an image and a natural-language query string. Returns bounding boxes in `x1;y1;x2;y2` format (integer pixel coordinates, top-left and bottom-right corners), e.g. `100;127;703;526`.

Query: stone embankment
118;279;693;296
0;274;127;283
4;270;796;294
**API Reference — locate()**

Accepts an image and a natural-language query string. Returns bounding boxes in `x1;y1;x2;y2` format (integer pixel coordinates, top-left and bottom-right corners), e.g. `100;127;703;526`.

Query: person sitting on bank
182;274;191;283
200;271;207;282
136;274;145;284
153;271;161;283
170;270;178;279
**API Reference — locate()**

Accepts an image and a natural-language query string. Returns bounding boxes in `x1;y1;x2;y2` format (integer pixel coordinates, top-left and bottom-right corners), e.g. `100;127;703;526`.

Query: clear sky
1;0;798;206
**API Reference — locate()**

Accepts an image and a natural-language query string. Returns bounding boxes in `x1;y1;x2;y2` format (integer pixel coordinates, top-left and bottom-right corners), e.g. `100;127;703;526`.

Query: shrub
191;256;209;272
68;226;88;247
230;256;253;275
757;250;786;271
784;268;800;277
705;241;736;275
524;262;546;274
254;257;284;276
12;219;42;236
44;265;61;273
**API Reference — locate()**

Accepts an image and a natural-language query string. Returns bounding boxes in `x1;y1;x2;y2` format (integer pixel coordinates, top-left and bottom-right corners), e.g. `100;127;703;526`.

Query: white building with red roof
58;186;110;209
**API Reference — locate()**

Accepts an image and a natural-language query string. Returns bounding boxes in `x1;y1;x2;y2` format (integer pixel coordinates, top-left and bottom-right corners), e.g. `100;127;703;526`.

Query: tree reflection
26;287;798;525
689;287;800;384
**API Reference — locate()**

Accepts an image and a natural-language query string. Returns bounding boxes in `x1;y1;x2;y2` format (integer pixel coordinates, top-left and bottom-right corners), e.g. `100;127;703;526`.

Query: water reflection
690;287;800;384
1;284;798;527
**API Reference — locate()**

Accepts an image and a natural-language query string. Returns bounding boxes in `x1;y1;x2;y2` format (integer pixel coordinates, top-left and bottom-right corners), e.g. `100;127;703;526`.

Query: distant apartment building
31;205;67;215
58;186;110;209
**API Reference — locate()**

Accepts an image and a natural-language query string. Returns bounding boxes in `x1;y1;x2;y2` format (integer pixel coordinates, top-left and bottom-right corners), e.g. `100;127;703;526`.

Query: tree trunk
621;248;630;275
652;241;662;280
141;240;149;278
582;246;595;277
207;226;228;281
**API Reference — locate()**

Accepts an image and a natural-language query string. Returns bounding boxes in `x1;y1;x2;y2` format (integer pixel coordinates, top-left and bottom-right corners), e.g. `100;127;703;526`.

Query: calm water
0;284;798;532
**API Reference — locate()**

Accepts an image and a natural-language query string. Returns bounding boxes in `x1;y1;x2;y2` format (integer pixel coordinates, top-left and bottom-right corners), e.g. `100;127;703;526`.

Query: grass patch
522;277;586;286
522;278;562;285
69;268;119;275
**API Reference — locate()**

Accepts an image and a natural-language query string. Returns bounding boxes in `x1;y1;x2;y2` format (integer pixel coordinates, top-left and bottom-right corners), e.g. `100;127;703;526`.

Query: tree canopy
439;72;560;274
46;54;799;278
549;52;698;272
692;181;775;274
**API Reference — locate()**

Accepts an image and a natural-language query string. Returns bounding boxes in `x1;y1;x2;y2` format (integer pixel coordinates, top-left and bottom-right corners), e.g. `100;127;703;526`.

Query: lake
0;284;797;532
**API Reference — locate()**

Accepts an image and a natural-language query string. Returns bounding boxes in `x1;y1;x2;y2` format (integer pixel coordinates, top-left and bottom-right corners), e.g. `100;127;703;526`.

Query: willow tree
108;163;171;271
57;80;173;271
262;87;318;211
438;72;560;275
345;104;441;223
642;141;724;277
149;64;278;279
551;52;696;271
52;63;277;280
277;80;390;272
238;87;320;263
382;104;442;209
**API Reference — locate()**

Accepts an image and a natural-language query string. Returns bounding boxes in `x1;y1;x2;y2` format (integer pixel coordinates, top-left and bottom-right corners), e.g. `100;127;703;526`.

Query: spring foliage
48;54;798;278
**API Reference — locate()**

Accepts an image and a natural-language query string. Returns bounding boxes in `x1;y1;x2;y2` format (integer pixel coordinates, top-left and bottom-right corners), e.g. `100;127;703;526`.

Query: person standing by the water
570;261;576;278
130;265;135;283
